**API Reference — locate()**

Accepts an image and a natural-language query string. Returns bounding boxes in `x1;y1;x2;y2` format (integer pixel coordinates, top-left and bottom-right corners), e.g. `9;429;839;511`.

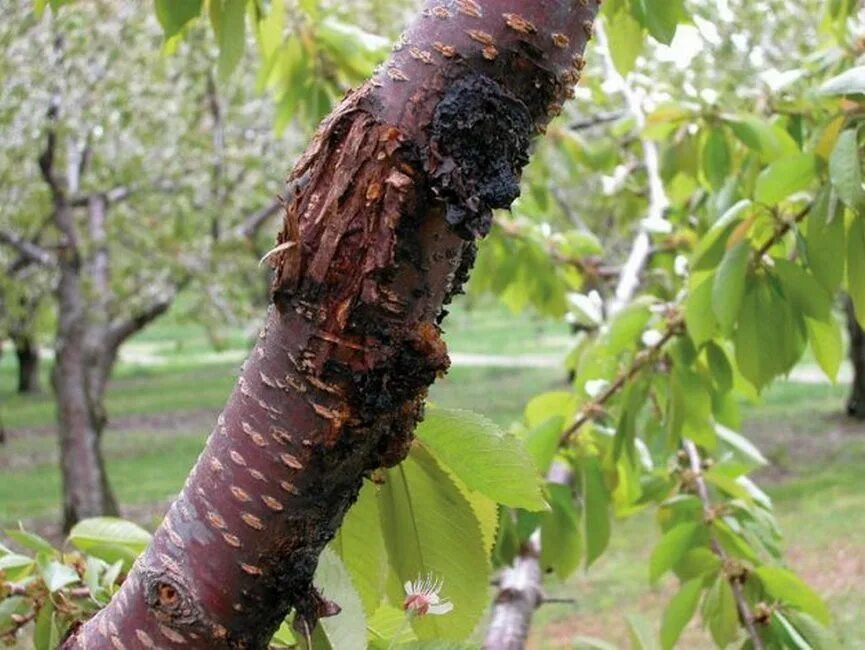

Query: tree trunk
61;1;598;647
848;295;865;420
53;331;119;531
13;334;41;394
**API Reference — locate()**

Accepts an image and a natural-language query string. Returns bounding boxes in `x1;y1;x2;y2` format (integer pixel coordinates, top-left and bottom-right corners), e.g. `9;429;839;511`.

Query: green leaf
5;527;56;556
660;579;703;650
650;522;699;584
639;0;686;45
416;408;547;511
784;610;840;649
702;128;731;191
34;0;49;17
712;242;751;333
68;517;151;568
524;415;565;475
754;154;818;205
848;216;865;328
734;274;807;390
605;10;643;76
0;597;29;633
379;446;489;640
774;259;833;321
332;482;387;616
217;0;247;80
310;549;367;650
38;559;80;592
540;483;582;579
819;66;865;97
33;599;59;650
626;613;658;650
702;574;739;647
685;273;718;347
727;116;798;161
692;200;756;272
806;188;846;293
771;611;812;650
830;129;865;213
0;553;36;581
755;566;830;625
806;316;844;383
154;0;202;39
715;425;768;467
583;457;611;567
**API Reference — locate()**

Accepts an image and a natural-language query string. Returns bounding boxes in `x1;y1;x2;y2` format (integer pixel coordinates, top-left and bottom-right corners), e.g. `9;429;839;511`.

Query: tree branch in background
597;24;670;317
683;440;765;650
0;229;53;266
236;198;283;241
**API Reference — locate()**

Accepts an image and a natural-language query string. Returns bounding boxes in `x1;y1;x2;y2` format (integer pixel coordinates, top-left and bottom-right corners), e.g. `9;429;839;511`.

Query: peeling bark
61;1;600;648
848;295;865;420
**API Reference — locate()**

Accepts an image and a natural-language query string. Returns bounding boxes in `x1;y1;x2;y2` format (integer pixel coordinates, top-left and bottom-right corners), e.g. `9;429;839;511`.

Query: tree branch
597;24;670;317
0;229;54;266
236;198;283;241
683;440;765;649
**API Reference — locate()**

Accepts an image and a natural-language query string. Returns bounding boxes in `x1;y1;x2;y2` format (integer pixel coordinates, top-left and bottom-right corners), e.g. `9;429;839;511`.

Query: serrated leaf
379;446;489;640
830;129;865;213
754;154;818;205
692;200;755;272
712;242;750;333
661;579;703;650
332;482;387;616
771;611;813;650
416;408;546;511
755;566;830;625
309;549;366;650
0;596;29;632
524;415;565;475
540;483;581;579
33;599;59;650
650;522;699;584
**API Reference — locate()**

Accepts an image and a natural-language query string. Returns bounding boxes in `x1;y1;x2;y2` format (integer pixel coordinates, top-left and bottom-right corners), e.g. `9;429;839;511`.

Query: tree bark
13;333;41;394
848;295;865;420
61;1;599;647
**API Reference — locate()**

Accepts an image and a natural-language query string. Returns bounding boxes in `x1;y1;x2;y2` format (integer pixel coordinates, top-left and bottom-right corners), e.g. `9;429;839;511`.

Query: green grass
1;300;863;647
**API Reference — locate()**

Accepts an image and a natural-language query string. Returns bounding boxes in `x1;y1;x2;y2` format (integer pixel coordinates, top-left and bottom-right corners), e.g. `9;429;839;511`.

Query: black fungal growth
430;73;533;239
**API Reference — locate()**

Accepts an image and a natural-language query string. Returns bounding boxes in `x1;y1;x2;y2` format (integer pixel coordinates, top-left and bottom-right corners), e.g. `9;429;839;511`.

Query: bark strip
61;1;599;647
847;294;865;419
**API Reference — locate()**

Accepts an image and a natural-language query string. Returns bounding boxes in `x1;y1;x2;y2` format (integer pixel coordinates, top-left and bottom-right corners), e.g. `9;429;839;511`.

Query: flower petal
428;601;453;616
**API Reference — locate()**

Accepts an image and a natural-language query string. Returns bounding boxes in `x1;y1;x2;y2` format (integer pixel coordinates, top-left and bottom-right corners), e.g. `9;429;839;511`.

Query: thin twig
755;202;813;259
559;317;683;446
683;440;765;650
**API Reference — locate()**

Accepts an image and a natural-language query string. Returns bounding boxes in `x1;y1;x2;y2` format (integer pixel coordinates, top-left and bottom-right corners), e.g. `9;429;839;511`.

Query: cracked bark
60;1;600;648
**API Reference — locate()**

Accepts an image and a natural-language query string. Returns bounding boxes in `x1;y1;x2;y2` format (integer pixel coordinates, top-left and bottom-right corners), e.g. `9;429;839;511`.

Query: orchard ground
1;301;862;648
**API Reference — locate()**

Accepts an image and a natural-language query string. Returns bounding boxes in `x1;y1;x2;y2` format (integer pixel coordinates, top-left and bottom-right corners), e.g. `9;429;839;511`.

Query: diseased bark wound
61;1;599;648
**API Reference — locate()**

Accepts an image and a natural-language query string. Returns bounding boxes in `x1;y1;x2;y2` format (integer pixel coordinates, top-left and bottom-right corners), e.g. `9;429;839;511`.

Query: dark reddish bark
848;295;865;420
13;334;41;394
61;1;599;647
